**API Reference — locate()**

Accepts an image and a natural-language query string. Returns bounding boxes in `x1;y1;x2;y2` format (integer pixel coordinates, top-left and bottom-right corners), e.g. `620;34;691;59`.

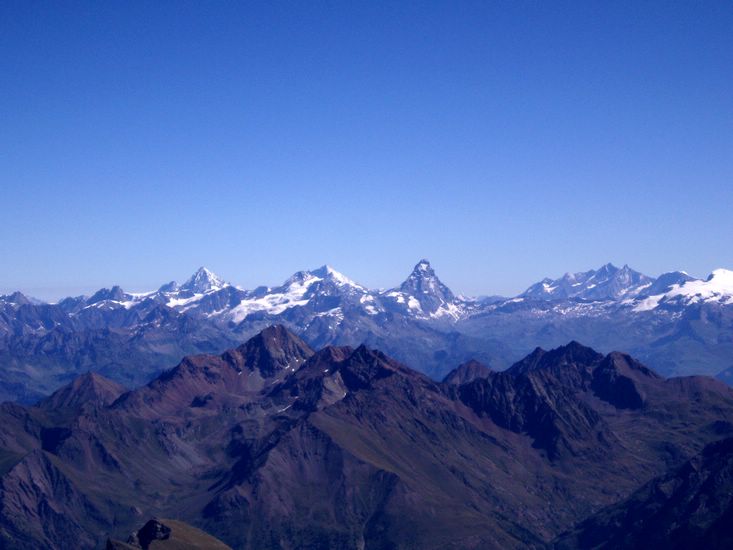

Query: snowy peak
179;267;227;294
284;265;362;291
0;291;32;306
399;259;455;303
643;271;696;297
631;268;733;312
283;269;319;288
383;259;462;318
595;262;618;278
278;265;368;301
224;260;461;324
709;268;733;284
414;259;432;274
154;268;230;310
591;264;654;300
523;263;653;301
87;286;128;304
224;265;368;323
664;268;733;303
522;263;733;310
310;265;364;289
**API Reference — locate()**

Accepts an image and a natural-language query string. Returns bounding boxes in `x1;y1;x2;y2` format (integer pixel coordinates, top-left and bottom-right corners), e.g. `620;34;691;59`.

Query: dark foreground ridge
1;325;732;549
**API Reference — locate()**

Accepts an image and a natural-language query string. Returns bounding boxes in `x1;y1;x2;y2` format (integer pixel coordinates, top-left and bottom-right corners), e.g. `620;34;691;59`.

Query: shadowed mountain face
39;372;126;413
1;326;732;549
442;359;493;385
554;437;733;550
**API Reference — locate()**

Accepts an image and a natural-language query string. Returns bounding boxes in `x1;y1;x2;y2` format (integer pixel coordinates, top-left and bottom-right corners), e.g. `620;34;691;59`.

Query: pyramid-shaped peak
256;324;312;351
400;259;455;303
414;259;434;273
509;341;603;375
257;324;301;343
180;267;226;293
542;341;605;369
38;371;127;411
555;340;603;357
230;325;315;377
405;259;441;282
2;291;31;305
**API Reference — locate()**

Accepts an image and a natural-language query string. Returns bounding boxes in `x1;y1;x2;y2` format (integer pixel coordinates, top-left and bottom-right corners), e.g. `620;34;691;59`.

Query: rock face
38;372;126;413
1;325;733;549
554;437;733;550
442;359;493;385
396;258;456;314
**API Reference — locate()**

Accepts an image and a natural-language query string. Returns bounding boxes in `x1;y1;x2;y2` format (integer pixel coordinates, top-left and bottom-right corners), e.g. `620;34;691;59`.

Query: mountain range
1;325;732;549
1;260;733;402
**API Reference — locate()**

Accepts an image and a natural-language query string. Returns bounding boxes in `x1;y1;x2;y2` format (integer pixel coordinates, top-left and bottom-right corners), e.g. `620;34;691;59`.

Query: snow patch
228;274;321;322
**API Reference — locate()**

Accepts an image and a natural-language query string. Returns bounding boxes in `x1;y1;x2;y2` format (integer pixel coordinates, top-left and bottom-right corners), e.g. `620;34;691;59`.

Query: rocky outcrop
107;518;231;549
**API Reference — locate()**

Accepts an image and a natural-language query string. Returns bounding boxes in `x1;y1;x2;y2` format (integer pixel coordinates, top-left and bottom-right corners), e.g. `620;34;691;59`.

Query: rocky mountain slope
554;437;733;549
107;518;232;550
0;326;732;549
2;260;733;402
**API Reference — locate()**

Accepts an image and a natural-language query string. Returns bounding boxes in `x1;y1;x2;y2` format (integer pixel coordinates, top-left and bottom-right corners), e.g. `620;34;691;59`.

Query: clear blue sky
1;1;732;299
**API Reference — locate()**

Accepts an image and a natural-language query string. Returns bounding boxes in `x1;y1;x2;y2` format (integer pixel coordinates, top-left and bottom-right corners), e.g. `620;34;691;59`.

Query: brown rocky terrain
106;518;231;549
0;325;732;549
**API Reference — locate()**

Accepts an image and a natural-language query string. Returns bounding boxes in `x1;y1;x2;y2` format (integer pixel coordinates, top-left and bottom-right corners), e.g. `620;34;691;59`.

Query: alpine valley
2;260;732;403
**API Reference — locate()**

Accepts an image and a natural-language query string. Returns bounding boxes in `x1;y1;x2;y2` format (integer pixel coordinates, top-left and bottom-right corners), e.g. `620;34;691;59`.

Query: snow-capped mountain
225;265;370;322
121;260;470;324
2;260;733;403
631;268;733;312
518;264;733;312
178;266;228;294
87;286;128;304
0;291;39;307
521;263;654;301
642;271;696;297
380;259;466;320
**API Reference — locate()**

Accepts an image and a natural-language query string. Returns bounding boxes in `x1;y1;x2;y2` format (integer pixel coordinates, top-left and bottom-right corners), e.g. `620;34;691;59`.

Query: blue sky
1;1;732;299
